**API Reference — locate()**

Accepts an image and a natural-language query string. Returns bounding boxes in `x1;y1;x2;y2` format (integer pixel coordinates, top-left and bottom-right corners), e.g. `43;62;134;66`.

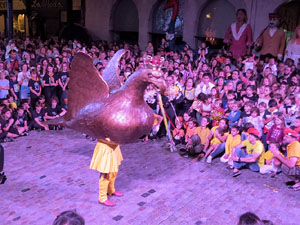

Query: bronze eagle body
63;49;166;144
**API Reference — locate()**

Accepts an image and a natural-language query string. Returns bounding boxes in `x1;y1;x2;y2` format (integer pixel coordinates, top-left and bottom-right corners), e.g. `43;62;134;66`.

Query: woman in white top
284;25;300;65
18;64;31;100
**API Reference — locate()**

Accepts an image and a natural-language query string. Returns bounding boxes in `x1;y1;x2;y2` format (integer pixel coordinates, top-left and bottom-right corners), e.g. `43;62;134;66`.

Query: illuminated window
13;14;25;33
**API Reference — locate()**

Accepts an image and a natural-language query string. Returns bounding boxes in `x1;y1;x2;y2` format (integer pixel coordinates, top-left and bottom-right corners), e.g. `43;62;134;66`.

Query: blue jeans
233;148;260;172
210;143;225;159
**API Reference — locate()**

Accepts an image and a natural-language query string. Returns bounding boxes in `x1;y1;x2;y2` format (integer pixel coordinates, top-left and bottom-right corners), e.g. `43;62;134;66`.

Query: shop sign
32;0;64;8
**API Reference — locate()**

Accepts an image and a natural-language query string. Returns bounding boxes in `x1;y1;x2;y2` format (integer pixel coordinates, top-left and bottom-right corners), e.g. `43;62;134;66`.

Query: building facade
85;0;299;49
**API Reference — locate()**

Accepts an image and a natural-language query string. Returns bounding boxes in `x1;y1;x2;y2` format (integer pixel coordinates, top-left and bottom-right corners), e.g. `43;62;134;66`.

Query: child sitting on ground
239;101;253;127
220;125;241;168
210;99;225;127
182;112;191;130
227;101;241;128
204;127;227;163
188;116;211;159
172;120;185;146
144;113;163;142
180;118;197;157
263;99;279;134
246;107;264;137
7;95;17;110
259;142;282;177
266;115;285;146
13;106;29;134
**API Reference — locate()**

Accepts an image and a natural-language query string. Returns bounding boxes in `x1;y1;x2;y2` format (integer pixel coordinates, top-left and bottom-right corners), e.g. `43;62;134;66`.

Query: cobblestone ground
1;129;300;225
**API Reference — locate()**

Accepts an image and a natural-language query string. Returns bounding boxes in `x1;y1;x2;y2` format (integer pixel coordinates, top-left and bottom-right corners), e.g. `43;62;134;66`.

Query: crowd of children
142;39;300;186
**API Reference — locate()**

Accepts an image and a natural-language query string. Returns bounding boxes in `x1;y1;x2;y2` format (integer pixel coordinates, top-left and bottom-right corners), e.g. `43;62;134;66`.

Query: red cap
284;128;298;138
247;128;260;138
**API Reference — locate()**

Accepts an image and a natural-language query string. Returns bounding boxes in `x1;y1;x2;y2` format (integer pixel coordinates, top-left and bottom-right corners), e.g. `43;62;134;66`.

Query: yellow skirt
90;140;123;173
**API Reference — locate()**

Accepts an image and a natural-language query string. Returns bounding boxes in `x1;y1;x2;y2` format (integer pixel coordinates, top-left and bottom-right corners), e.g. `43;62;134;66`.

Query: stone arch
147;0;163;47
194;0;247;48
110;0;139;43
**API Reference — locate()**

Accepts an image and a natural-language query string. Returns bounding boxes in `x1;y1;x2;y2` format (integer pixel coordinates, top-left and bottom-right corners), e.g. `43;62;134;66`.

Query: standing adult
28;69;41;109
58;62;70;107
284;25;300;66
0;71;9;99
42;64;58;106
256;13;286;61
18;64;31;101
224;9;253;60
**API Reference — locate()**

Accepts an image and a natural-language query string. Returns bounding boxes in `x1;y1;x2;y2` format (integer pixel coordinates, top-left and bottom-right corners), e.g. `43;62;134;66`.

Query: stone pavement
1;129;300;225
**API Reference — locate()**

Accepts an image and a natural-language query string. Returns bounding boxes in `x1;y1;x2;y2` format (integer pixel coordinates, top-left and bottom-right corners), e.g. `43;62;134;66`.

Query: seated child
239;101;253;127
210;99;225;127
7;95;17;110
246;107;264;137
220;125;241;167
185;118;197;144
204;127;227;163
0;108;26;138
44;96;67;130
172;120;185;146
226;101;241;128
180;118;197;157
263;99;279;134
259;142;282;177
29;102;49;131
266;115;285;145
281;95;297;128
0;122;9;142
13;106;29;133
182;112;192;130
187;116;211;158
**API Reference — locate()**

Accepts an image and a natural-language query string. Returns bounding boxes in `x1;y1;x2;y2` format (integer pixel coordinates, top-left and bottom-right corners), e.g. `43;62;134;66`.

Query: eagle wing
101;49;127;93
64;52;109;121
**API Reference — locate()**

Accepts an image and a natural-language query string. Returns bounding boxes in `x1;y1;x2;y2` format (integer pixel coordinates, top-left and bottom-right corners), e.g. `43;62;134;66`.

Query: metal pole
7;0;13;39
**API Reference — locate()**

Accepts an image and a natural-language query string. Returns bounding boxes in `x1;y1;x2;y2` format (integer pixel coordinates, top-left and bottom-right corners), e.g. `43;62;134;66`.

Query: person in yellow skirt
90;139;123;207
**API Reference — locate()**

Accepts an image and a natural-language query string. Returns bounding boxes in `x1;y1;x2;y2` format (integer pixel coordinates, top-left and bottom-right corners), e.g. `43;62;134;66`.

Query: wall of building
85;0;289;49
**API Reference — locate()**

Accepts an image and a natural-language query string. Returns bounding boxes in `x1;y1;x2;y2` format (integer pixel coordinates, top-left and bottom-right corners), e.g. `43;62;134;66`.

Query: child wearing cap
231;127;265;177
